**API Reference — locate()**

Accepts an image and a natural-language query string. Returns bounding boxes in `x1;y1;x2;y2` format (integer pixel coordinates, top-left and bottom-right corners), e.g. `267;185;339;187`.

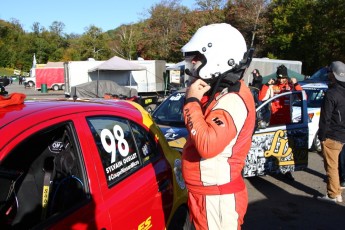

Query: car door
244;90;309;177
0;115;111;230
83;115;174;229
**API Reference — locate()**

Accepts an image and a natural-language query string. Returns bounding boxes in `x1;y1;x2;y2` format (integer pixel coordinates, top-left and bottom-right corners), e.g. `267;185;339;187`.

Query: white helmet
181;23;247;80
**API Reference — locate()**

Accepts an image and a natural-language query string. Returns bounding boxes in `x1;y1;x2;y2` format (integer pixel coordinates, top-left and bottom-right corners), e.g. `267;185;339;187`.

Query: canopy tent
262;68;306;84
87;56;146;96
71;80;138;98
88;56;146;72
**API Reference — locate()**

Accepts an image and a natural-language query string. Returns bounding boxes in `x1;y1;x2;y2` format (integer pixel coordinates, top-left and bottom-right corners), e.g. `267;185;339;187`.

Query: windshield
152;92;185;125
309;67;329;81
304;88;327;108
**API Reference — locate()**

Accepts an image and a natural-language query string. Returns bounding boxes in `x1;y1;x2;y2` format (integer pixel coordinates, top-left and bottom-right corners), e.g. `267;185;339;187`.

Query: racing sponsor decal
244;129;308;177
101;125;141;182
164;128;180;140
170;93;184;101
138;216;152;230
185;108;196;135
212;117;224;126
48;141;64;153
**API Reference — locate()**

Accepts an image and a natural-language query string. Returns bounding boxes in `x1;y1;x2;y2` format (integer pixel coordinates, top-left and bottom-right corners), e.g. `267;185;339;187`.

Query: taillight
308;113;314;122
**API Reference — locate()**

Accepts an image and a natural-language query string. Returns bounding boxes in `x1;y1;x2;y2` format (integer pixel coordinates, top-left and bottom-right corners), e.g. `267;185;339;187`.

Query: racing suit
258;81;302;125
182;80;255;230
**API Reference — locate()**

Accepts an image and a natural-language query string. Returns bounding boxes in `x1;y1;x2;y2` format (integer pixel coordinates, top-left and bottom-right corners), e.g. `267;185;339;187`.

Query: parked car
152;87;310;177
299;81;328;152
0;97;189;229
306;67;329;82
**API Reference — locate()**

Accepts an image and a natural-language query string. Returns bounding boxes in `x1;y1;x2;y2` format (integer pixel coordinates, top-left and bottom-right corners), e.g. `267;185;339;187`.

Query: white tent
88;56;147;96
88;56;146;72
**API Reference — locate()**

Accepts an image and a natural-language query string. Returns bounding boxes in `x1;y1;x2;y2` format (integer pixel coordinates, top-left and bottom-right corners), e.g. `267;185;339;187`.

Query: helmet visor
184;52;206;78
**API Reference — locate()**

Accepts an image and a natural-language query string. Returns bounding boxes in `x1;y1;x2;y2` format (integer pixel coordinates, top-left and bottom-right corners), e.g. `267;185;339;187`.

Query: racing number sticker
101;124;129;163
100;124;140;183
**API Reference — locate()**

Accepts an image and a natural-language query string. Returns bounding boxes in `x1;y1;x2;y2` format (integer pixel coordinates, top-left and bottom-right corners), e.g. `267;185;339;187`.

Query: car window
309;67;329;81
0;122;88;229
304;88;326;108
153;92;185;123
87;116;160;188
129;121;160;164
256;91;304;127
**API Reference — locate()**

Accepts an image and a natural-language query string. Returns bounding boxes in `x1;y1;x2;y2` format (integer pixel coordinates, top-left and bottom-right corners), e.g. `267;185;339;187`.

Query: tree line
0;0;344;75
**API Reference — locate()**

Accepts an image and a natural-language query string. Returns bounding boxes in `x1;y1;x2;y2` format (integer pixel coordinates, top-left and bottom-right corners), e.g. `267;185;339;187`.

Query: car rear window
87;116;159;188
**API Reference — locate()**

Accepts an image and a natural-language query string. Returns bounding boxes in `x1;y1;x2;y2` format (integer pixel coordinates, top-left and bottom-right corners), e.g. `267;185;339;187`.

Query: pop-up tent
262;68;306;84
88;56;146;96
71;80;138;98
88;56;146;72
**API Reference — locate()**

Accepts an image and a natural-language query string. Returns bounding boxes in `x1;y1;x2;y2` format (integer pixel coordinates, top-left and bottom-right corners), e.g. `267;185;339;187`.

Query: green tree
310;0;345;72
138;0;190;62
79;25;110;60
225;0;270;57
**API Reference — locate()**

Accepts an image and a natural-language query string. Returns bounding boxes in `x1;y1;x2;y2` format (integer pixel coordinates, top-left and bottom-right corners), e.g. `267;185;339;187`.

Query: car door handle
158;179;170;192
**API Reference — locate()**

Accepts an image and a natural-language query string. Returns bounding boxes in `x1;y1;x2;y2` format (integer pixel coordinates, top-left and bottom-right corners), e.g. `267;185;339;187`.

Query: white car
299;81;328;152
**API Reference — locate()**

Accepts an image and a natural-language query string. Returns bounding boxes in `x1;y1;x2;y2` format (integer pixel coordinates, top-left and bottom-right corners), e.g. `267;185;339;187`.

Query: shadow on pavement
243;176;345;230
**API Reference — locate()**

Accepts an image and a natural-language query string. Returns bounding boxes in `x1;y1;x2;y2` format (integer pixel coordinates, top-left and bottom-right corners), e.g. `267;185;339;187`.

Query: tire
312;131;322;153
28;81;35;87
168;205;195;230
52;85;59;91
61;84;65;90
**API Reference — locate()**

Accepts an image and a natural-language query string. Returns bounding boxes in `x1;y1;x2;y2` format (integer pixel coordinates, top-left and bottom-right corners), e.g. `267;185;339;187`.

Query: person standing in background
318;61;345;203
250;69;263;90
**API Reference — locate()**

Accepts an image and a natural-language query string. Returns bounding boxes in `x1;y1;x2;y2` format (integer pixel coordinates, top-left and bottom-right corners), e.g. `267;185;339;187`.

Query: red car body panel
0;99;186;229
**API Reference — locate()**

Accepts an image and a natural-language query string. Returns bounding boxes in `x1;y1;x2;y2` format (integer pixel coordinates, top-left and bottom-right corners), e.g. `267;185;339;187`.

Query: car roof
300;81;328;89
0;99;144;151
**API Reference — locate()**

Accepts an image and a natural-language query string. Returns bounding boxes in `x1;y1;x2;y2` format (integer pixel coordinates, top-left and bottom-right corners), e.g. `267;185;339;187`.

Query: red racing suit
258;81;302;125
182;80;255;230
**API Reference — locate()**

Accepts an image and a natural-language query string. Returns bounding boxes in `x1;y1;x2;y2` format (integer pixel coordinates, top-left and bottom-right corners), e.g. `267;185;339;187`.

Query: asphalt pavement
5;81;65;99
4;82;345;230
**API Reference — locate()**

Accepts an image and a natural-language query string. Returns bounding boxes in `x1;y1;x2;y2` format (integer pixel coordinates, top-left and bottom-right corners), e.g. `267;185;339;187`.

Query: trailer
130;60;166;94
243;58;303;85
64;60;104;96
35;67;64;91
64;57;166;98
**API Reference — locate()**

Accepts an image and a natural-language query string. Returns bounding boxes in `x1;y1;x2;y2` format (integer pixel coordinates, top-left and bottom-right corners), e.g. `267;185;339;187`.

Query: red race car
0;95;190;229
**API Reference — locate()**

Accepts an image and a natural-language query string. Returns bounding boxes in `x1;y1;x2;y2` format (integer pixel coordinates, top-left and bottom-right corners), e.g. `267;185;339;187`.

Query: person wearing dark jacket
318;61;345;203
250;69;263;90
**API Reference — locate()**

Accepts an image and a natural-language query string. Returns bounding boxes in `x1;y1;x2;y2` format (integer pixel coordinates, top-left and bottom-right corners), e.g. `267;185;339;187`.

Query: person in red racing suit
258;65;303;125
181;23;255;230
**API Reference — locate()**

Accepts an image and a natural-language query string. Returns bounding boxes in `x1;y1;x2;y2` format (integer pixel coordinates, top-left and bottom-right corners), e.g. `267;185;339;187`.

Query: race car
0;94;189;229
152;88;310;177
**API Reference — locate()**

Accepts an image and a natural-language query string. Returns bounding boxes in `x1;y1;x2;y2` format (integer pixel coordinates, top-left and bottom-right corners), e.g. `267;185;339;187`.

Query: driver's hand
186;79;211;101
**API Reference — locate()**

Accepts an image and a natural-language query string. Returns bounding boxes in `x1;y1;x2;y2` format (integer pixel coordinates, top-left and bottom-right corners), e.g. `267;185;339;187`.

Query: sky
0;0;197;34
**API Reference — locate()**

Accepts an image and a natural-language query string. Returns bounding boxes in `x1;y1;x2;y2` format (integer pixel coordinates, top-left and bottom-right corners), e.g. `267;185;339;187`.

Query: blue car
152;87;310;177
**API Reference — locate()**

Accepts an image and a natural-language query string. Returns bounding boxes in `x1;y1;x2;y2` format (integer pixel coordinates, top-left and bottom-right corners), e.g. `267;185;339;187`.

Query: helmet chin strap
203;47;254;111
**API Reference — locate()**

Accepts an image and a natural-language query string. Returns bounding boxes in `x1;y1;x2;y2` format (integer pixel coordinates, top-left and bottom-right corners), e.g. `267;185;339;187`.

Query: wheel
28;81;35;87
52;85;59;91
61;84;65;90
312;131;322;153
167;205;195;230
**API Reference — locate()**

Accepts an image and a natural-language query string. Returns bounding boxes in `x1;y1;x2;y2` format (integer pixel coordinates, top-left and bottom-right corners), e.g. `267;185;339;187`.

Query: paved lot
5;81;65;99
5;82;345;229
244;151;345;230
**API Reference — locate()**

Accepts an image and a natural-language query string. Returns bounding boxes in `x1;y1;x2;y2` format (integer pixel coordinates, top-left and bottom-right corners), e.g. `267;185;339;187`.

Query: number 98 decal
101;125;129;163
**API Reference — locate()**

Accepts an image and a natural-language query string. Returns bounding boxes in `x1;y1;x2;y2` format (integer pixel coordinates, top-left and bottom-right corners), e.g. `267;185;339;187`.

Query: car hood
158;125;188;141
